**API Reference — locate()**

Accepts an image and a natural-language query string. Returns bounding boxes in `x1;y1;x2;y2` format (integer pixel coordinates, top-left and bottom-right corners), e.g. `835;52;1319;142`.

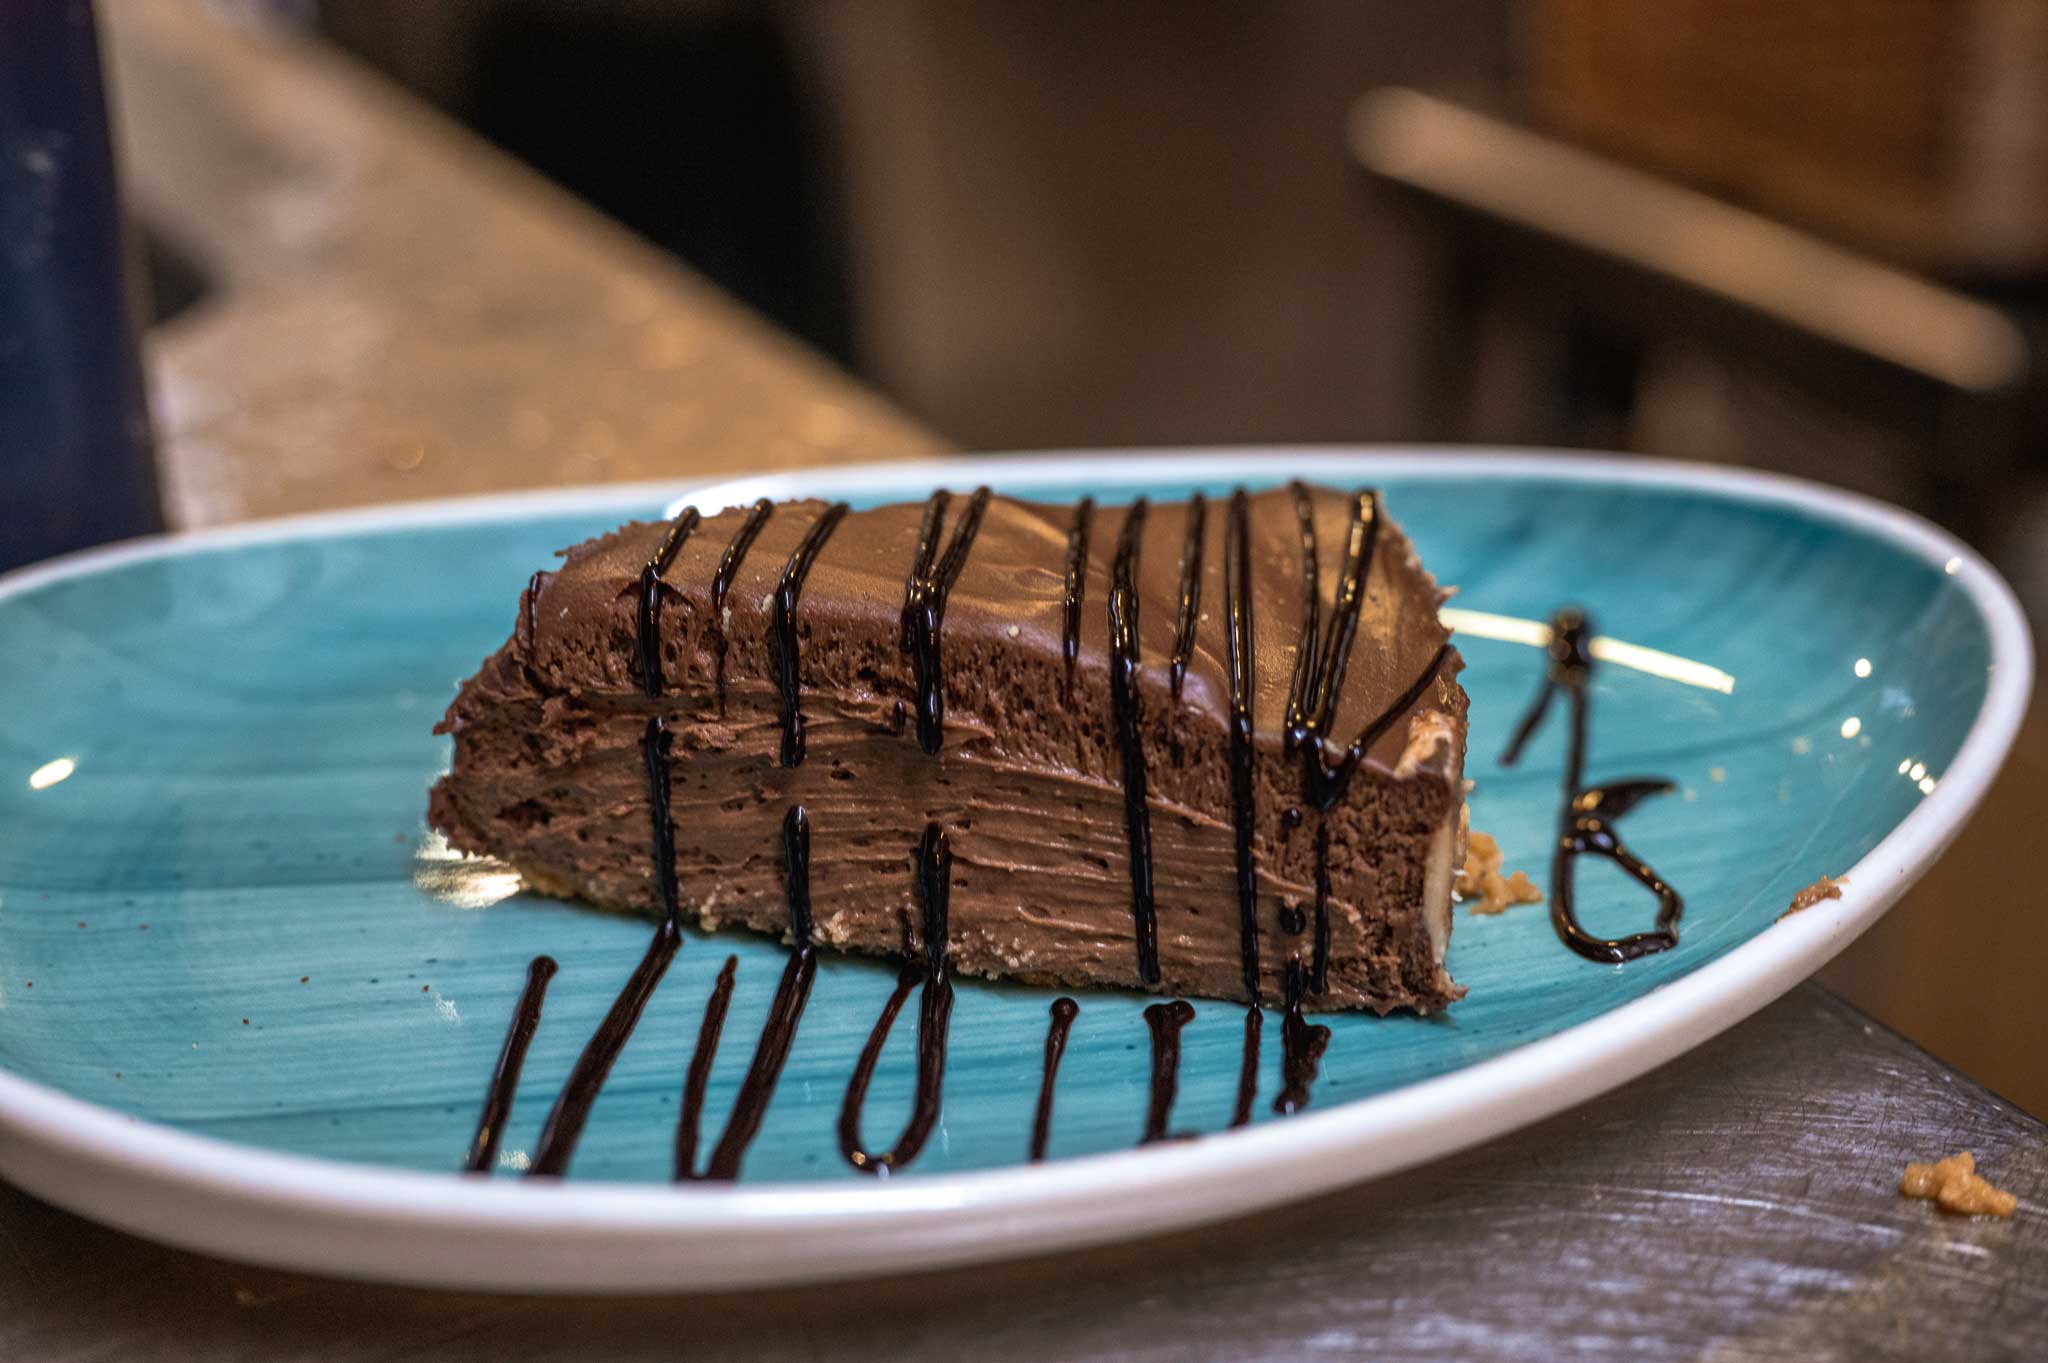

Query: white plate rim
0;446;2032;1292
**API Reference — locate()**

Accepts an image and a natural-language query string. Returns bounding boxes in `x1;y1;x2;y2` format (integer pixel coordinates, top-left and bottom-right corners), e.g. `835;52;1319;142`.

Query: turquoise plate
0;450;2029;1291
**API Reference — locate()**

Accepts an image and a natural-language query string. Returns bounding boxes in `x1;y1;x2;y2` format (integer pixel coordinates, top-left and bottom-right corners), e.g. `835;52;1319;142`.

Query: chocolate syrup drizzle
676;805;819;1180
1222;490;1262;1003
1273;483;1456;1001
1231;1006;1262;1127
519;504;702;1178
1501;608;1684;963
526;918;681;1177
1284;483;1322;732
710;497;775;713
1169;492;1206;702
900;486;994;755
773;501;850;767
1283;487;1380;758
1029;997;1079;1161
839;821;957;1175
522;544;693;1175
1107;499;1162;984
1141;1000;1196;1143
1274;961;1331;1116
638;506;696;927
1060;498;1095;701
473;485;1422;1180
636;508;702;694
463;490;1711;1182
642;717;683;924
465;954;556;1173
1280;485;1365;999
674;955;737;1176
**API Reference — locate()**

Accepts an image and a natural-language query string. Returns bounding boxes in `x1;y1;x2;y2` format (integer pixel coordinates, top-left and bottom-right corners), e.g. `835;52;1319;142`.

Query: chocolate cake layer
429;484;1468;1012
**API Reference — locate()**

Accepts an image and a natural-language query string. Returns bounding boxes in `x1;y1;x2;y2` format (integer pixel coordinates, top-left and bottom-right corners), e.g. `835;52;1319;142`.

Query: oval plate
0;450;2030;1291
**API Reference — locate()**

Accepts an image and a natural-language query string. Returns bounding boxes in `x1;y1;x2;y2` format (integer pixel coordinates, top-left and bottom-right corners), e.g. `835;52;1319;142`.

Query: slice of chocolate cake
429;483;1468;1013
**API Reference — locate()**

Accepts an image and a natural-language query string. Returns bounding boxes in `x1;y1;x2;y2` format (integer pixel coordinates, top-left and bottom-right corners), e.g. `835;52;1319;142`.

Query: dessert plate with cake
0;449;2029;1290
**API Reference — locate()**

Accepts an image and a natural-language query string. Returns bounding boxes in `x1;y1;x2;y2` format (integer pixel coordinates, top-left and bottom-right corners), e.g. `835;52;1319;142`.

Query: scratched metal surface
2;985;2040;1361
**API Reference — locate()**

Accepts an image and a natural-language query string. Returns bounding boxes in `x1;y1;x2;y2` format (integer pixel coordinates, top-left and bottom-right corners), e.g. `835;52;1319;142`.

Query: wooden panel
1529;0;2048;273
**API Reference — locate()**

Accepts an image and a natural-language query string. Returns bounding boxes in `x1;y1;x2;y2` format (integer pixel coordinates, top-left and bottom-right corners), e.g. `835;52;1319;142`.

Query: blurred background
5;0;2044;1113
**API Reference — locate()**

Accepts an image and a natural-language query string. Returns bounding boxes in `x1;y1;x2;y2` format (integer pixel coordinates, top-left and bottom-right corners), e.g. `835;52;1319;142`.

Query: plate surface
0;450;2029;1291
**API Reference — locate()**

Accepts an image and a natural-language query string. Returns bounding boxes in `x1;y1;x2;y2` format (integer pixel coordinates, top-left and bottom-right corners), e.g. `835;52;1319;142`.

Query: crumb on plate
1900;1151;2017;1218
1455;830;1542;916
1781;873;1847;919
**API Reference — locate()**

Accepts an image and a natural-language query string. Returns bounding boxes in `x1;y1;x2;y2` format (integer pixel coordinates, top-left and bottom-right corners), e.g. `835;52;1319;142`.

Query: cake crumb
1781;874;1847;919
1900;1151;2017;1218
1455;831;1542;915
1394;709;1457;779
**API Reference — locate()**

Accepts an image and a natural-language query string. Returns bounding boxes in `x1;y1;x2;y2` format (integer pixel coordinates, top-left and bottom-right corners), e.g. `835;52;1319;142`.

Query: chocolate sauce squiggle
639;513;691;926
495;513;705;1177
527;515;694;1174
710;497;775;714
772;502;850;767
1350;641;1455;763
1231;1006;1262;1127
1283;482;1322;738
643;718;683;925
465;954;557;1173
900;486;993;755
479;486;1400;1180
676;806;820;1180
839;822;957;1175
1060;498;1095;701
526;920;681;1177
637;508;702;695
1501;609;1684;963
1272;486;1458;1001
1169;491;1206;702
674;955;736;1179
1274;961;1331;1116
1293;645;1453;814
1028;997;1079;1162
1285;489;1381;756
1298;637;1451;997
1222;490;1261;1002
1107;499;1161;984
1141;1000;1196;1143
1279;487;1380;1000
695;944;817;1179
